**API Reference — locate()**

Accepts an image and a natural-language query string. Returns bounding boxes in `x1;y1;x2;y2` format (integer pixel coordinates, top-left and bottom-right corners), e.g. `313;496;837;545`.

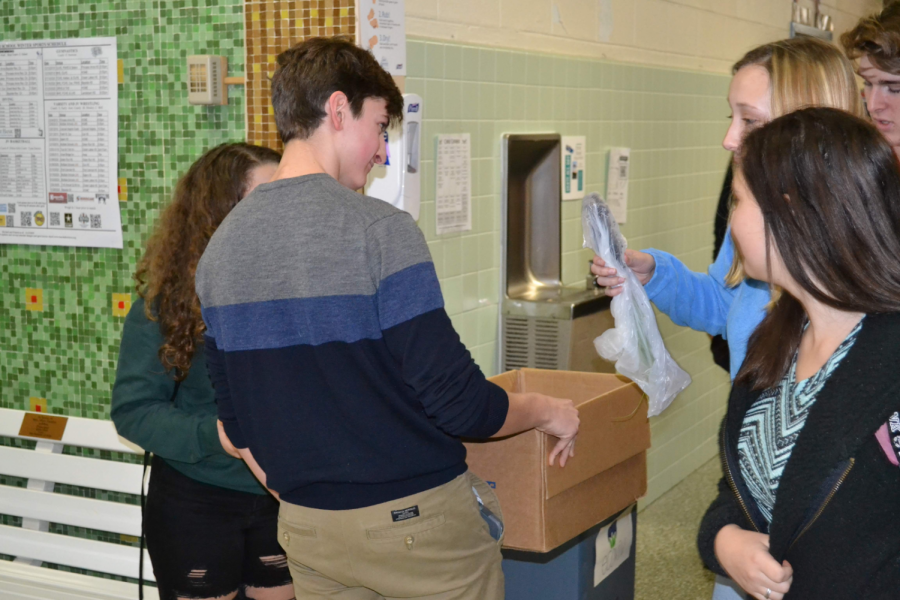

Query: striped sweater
195;174;509;510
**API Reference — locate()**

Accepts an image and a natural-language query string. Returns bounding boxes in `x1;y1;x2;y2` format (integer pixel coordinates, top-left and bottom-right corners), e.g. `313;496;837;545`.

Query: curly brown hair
135;142;281;380
841;3;900;74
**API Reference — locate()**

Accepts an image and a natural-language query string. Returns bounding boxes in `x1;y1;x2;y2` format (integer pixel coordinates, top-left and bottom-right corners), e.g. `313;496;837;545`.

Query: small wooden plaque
19;413;68;441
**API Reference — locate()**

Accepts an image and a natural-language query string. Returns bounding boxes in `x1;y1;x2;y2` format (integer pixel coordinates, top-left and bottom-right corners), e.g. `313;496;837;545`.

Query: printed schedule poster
0;37;122;249
435;133;472;235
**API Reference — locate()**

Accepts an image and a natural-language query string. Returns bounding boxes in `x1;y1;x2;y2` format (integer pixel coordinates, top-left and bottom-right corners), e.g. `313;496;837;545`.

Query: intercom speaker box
464;369;649;553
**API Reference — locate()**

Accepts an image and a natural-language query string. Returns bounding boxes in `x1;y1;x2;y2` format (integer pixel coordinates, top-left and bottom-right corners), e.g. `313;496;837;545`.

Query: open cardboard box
464;369;649;552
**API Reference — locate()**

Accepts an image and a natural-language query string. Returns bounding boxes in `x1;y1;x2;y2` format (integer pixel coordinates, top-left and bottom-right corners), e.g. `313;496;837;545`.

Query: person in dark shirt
197;38;580;600
111;143;291;600
699;107;900;600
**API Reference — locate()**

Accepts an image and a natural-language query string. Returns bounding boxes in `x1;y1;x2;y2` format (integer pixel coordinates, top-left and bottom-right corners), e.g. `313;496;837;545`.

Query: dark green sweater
111;297;266;495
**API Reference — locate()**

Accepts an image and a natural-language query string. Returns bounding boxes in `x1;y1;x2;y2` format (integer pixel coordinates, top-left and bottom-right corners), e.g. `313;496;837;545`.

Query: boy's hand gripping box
464;368;649;552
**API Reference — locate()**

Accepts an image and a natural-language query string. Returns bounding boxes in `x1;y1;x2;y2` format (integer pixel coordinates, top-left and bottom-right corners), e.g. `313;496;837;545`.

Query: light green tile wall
406;38;734;504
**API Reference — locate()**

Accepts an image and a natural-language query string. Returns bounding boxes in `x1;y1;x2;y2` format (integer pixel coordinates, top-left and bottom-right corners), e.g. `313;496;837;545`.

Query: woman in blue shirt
593;37;861;380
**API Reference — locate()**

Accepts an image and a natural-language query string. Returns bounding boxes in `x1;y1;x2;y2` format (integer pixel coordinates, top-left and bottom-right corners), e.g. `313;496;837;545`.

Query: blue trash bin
502;506;637;600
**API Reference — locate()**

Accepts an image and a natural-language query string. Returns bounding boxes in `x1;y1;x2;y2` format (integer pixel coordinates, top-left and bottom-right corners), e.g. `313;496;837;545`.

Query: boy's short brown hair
841;3;900;74
271;36;404;144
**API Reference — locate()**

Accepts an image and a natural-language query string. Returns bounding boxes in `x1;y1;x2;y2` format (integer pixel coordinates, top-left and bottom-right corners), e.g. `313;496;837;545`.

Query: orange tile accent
26;288;43;312
245;0;356;150
112;293;132;317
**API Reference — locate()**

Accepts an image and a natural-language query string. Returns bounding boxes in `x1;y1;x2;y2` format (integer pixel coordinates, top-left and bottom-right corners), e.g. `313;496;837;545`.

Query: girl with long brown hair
698;108;900;600
111;143;292;600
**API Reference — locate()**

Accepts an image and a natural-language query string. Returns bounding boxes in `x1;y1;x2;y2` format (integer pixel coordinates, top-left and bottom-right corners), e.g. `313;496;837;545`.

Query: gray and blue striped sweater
196;173;508;510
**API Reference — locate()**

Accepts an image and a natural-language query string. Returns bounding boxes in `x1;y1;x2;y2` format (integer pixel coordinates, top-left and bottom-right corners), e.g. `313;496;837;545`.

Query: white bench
0;407;158;600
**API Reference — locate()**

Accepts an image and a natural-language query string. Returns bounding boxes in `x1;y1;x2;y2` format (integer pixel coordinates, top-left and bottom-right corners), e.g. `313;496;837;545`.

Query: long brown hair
136;142;281;380
735;107;900;389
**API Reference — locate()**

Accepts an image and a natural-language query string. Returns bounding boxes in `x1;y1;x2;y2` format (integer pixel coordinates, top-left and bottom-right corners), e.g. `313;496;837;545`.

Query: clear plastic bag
581;192;691;417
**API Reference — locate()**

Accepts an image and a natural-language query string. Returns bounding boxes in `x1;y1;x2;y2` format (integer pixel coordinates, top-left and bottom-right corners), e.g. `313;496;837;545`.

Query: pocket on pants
467;472;505;545
365;513;446;554
277;517;319;557
354;477;504;598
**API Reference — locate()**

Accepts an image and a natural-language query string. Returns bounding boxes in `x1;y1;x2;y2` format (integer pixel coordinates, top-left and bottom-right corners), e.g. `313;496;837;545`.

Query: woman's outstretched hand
590;250;657;297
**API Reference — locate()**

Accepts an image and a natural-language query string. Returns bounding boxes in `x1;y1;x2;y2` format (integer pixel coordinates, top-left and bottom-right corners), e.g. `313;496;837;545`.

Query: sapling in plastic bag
581;192;691;417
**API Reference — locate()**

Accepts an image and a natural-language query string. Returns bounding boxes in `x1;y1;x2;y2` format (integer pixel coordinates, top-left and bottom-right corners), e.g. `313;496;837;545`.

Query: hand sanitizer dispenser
366;93;422;220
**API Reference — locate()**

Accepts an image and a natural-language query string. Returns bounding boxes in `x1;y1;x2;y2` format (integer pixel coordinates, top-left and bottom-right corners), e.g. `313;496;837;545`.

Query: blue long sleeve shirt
643;231;770;379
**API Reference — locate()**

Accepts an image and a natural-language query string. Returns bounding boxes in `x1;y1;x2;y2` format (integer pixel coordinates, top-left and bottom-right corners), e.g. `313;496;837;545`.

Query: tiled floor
635;457;722;600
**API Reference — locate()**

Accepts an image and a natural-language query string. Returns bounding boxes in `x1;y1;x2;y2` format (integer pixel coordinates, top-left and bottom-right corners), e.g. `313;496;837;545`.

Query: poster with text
359;0;406;75
606;147;630;224
0;36;122;248
435;133;472;235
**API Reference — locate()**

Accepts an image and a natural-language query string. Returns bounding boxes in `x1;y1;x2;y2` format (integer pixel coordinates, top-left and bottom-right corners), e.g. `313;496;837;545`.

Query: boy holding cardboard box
196;37;579;599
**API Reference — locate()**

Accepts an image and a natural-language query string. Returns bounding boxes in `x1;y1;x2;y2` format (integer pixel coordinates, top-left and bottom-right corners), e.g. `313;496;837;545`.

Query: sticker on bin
594;507;633;586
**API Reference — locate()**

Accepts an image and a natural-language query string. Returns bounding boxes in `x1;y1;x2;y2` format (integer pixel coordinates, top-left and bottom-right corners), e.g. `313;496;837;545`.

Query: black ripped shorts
144;455;292;599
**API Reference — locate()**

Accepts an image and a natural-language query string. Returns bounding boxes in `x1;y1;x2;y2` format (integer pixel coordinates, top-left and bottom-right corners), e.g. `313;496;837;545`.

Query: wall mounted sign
562;135;586;201
360;0;406;75
435;133;472;235
0;36;122;248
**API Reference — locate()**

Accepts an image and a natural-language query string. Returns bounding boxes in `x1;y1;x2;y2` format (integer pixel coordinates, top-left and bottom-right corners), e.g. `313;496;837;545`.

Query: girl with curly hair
111;142;292;600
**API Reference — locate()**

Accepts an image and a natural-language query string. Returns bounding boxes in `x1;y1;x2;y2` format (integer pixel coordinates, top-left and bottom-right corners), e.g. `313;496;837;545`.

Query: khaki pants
277;471;504;599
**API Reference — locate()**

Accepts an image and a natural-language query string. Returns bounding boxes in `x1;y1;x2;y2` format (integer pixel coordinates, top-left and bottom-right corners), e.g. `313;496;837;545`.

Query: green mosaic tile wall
1;1;244;578
0;0;247;419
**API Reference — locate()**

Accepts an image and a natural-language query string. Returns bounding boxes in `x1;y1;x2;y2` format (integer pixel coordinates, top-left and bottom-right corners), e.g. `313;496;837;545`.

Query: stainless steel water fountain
500;133;615;373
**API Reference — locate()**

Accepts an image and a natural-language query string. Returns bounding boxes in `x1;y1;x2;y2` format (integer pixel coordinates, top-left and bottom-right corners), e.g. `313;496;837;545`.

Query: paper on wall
359;0;406;76
0;36;122;248
435;133;472;235
594;507;633;586
562;135;586;201
606;147;630;224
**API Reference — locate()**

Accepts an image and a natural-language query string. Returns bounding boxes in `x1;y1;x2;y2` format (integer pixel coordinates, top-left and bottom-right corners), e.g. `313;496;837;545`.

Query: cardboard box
464;369;649;552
